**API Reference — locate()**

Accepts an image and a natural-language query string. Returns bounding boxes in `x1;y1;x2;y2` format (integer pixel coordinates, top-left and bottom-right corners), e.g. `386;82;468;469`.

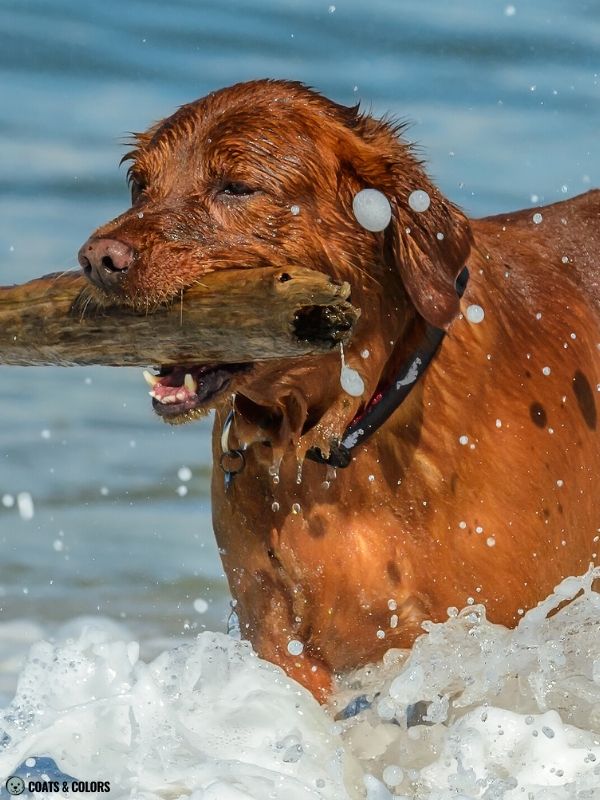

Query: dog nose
78;237;135;290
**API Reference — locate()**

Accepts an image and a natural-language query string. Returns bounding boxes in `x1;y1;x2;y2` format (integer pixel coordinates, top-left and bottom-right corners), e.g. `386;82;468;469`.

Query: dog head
79;80;472;452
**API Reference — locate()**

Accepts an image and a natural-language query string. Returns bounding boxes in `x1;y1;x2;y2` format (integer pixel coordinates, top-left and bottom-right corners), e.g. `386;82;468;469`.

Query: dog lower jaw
149;364;251;425
156;404;213;426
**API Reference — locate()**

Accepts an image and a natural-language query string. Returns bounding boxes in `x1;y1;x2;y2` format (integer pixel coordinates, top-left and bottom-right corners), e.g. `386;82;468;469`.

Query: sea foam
1;569;599;799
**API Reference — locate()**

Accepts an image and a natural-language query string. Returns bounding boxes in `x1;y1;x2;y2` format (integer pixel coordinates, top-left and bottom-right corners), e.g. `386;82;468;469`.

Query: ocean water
0;1;599;796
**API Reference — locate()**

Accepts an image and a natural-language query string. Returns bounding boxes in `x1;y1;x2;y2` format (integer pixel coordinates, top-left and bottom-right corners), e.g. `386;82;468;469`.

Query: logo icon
5;776;25;796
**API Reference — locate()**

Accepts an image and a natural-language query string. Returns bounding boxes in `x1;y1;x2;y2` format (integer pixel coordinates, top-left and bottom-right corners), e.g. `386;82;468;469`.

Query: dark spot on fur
542;507;550;519
557;503;563;515
572;370;597;430
387;560;401;584
525;370;532;379
529;402;547;428
450;472;459;495
308;516;327;539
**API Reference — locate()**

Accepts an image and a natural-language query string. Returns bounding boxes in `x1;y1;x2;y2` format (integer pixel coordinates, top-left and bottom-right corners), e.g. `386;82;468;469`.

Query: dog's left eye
219;181;257;197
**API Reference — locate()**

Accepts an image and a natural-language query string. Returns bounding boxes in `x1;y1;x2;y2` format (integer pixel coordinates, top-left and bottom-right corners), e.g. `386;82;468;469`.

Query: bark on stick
0;267;358;367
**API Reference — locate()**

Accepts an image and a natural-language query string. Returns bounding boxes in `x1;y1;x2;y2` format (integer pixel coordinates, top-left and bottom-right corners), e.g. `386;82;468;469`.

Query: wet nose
78;237;135;290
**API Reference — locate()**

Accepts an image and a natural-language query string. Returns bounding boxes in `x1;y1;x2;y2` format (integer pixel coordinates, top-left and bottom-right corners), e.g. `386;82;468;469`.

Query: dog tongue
150;380;196;406
146;367;234;406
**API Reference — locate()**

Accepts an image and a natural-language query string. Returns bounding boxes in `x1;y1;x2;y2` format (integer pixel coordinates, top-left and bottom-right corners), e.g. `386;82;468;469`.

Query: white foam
1;570;600;799
0;623;357;799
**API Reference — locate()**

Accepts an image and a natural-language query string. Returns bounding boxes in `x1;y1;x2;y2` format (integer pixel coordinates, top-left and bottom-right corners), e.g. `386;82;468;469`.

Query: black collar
305;266;470;469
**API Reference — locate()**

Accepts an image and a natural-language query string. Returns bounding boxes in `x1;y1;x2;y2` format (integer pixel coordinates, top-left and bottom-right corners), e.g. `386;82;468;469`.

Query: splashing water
1;569;600;799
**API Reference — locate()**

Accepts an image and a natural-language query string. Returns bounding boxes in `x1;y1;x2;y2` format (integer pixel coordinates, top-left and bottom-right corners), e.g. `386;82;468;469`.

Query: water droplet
533;212;543;224
287;639;304;655
17;492;34;521
177;466;192;482
408;189;431;212
382;765;403;787
339;344;365;396
268;463;280;485
352;188;392;231
466;304;485;324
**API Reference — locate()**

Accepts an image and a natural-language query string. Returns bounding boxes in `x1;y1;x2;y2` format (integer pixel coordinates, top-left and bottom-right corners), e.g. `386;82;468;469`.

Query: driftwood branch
0;267;359;367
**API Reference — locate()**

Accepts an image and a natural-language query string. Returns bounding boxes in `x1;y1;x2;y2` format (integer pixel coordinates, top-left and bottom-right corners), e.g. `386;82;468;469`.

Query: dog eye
130;179;146;204
219;181;257;197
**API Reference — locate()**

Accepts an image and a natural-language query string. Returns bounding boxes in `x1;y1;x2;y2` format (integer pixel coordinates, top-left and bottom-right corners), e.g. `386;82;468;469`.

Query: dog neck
222;267;469;481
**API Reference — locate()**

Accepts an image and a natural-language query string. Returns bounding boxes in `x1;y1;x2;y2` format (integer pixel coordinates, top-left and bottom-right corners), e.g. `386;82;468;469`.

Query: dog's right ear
338;112;473;329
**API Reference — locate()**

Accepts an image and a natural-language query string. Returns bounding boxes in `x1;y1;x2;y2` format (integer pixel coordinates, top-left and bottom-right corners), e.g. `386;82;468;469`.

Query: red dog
78;80;600;701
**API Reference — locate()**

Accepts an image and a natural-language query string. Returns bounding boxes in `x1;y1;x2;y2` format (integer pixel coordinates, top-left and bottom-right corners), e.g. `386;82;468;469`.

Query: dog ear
388;185;472;329
340;114;473;329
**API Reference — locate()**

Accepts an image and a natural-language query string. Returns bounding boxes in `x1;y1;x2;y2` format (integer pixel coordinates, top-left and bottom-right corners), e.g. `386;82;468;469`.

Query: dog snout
78;237;135;291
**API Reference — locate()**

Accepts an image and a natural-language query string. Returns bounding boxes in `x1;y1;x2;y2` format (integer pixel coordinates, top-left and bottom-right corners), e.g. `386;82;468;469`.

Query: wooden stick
0;267;358;367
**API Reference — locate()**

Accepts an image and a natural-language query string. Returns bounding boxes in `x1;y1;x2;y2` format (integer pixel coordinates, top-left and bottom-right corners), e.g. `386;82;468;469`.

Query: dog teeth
143;369;159;387
175;389;188;402
184;373;198;393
